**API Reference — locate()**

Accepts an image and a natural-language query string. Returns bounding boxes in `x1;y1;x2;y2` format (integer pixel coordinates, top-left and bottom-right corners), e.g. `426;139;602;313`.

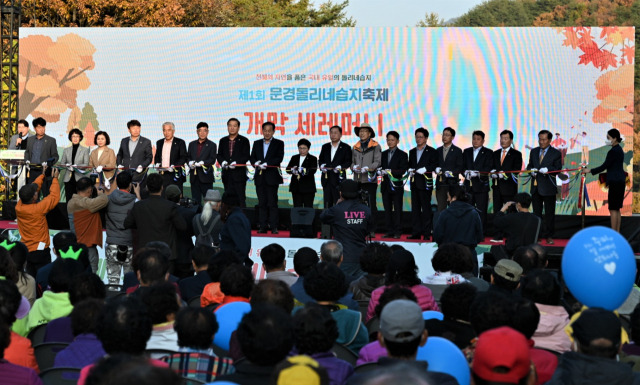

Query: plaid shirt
161;349;234;382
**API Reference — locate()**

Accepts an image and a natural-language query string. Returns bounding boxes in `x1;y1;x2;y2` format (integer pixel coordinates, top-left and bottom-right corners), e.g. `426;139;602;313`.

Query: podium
0;150;26;201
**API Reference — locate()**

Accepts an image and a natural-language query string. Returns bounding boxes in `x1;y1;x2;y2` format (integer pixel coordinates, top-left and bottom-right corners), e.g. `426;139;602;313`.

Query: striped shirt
161;349;234;382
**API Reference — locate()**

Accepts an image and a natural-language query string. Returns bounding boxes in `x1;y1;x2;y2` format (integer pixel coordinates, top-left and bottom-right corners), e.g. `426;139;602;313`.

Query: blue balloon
423;310;444;321
213;302;251;351
562;226;635;311
417;337;470;385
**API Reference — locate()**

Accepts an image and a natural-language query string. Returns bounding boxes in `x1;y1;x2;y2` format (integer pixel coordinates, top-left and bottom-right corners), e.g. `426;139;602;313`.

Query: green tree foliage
416;12;445;27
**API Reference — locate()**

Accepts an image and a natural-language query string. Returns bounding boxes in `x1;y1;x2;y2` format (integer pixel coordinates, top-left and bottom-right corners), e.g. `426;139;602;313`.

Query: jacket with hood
433;200;483;247
352;139;381;184
532;303;571;353
349;274;385;301
547;351;640;385
105;189;137;246
13;291;73;337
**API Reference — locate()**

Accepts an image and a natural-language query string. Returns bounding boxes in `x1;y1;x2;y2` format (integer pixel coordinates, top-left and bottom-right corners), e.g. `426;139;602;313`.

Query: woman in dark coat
286;138;317;207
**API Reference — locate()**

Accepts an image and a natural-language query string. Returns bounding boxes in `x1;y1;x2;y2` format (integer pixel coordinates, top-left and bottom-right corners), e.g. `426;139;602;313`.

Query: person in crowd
548;308;640;384
67;177;109;272
367;250;439;321
53;299;106;369
293;304;354;385
423;243;468;302
116;119;153;186
16;164;60;277
260;243;297;286
521;269;571;353
491;129;524;242
216;304;294;385
164;184;197;279
407;127;437;241
304;262;369;353
351;123;381;235
178;245;213;302
200;250;238;307
319;125;352;207
216;264;254;311
88;131;117;189
435;126;463;212
250;121;285;233
286;138;318;207
187;122;217;205
349;242;391;302
139;283;181;355
491;192;540;261
621;303;640;369
469;290;515;338
84;354;180;385
61;128;90;201
9;119;33;150
512;246;544;276
0;245;35;305
424;283;477;350
321;240;356;285
433;184;483;275
320;179;373;278
126;247;171;294
272;356;330;385
124;173;187;269
153;122;187;191
34;231;77;291
192;190;223;248
161;307;234;382
527;129;562;245
583;128;626;232
463;130;493;229
121;243;176;293
0;280;38;372
471;326;536;385
0;320;42;385
444;243;489;292
218;192;252;267
379;130;408;239
490;259;523;296
104;171;140;286
24;117;58;197
217;117;251;207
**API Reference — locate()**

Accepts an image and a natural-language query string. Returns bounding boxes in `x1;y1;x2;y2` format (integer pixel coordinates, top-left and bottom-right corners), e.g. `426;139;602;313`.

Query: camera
358;189;370;206
179;197;196;208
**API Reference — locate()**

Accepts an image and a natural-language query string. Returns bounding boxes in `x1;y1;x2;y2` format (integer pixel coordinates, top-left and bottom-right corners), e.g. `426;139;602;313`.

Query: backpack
192;213;221;248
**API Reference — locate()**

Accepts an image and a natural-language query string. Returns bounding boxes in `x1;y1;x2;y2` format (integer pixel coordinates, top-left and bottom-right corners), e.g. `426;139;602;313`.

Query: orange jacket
16;174;60;252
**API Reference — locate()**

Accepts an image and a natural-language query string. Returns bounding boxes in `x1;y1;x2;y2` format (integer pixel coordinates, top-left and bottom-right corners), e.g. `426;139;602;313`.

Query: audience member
349;242;391;302
164;184;197;279
348;363;436;385
513;246;543;276
260;243;297;286
127;247;171;294
53;299;106;369
216;264;254;311
138;283;181;354
321;240;356;285
0;320;42;385
492;192;540;260
423;243;468;301
621;303;640;369
123;242;179;292
218;192;252;267
490;258;522;296
178;245;214;301
472;326;535;385
35;231;77;291
447;242;490;292
0;279;38;372
200;250;238;307
469;290;515;336
424;282;477;349
85;354;180;385
271;355;330;385
0;241;36;305
192;189;223;247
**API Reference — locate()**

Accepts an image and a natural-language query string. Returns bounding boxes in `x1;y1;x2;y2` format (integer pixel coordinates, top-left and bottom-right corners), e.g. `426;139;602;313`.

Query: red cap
472;327;531;384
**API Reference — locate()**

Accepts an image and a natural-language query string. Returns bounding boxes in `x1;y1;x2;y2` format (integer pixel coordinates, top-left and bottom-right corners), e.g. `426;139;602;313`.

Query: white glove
117;164;124;170
416;167;427;175
471;171;479;178
154;163;160;168
444;171;454;178
67;165;74;172
184;164;190;173
299;167;306;174
320;164;327;173
334;165;342;174
491;172;499;179
376;168;383;176
361;166;369;173
435;167;442;174
41;162;47;167
291;166;299;175
188;161;195;167
196;161;204;167
25;160;30;165
254;161;262;167
221;161;229;169
407;168;415;174
103;178;110;190
95;166;103;173
229;161;236;169
65;163;71;167
136;165;143;173
168;164;175;172
530;168;538;177
260;163;267;170
539;167;548;174
352;165;360;173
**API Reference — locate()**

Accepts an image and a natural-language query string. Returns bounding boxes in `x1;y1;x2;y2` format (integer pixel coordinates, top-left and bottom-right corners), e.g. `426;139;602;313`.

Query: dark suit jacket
492;147;523;196
436;144;464;188
154;137;188;183
178;270;212;302
25;134;59;165
286;154;318;193
526;146;562;196
187;139;217;184
381;148;409;193
318;141;352;187
463;146;493;193
408;145;437;191
250;138;284;186
116;136;153;181
217;135;251;183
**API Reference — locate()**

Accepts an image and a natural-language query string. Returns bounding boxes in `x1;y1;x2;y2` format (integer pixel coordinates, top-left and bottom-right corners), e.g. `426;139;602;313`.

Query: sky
345;0;486;26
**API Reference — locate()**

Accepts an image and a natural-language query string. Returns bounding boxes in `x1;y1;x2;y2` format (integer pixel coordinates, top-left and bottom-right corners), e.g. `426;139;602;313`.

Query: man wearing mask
318;125;352;207
217;118;251;207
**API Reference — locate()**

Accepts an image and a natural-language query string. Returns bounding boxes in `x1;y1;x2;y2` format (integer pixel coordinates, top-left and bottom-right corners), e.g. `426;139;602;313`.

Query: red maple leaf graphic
577;41;618;71
622;46;635;64
563;28;581;49
599;26;619;40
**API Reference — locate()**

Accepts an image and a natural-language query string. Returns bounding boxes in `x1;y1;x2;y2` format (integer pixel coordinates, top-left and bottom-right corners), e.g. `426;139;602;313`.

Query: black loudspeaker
320;224;332;239
2;200;17;220
290;208;315;238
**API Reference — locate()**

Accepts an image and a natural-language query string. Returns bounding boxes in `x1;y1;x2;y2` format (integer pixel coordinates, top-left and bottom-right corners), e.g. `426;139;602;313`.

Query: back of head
470;291;515;335
18;183;38;204
76;177;93;194
472;327;531;385
320;240;343;264
572;307;621;359
431;243;472;273
237;304;294;366
379;299;425;358
491;259;523;292
514;192;532;209
135;248;170;286
293;247;318;276
190;245;214;269
96;296;152;355
146;173;163;194
206;250;238;282
440;283;477;322
174;307;218;350
219;264;254;298
521;269;561;306
359;242;391;275
69;272;106;305
86;354;182;385
250;279;294;314
448;184;469;202
293;304;339;355
353;363;434;385
49;258;85;293
116;171;133;190
71;299;104;336
0;280;22;325
374;285;418;319
528;243;548;268
511;298;540;340
303;261;347;303
52;231;77;255
5;241;28;274
0;248;18;283
260;243;286;271
385;250;420;286
138;283;180;325
512;247;540;275
339;179;359;200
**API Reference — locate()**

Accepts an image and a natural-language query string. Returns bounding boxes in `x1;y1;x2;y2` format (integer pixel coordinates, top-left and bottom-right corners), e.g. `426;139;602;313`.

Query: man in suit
435;126;464;212
463;130;493;230
318;125;352;208
116;119;153;184
381;131;409;239
217;118;251;207
490;129;523;242
526;129;562;244
24;117;59;197
286;138;317;208
153;121;188;191
408;127;437;240
178;245;213;302
11;119;34;194
250;121;285;234
187;122;217;205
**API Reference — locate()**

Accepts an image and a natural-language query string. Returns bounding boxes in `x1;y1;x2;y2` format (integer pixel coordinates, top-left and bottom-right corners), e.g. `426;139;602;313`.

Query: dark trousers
470;190;489;232
292;192;315;208
322;181;340;208
64;177;77;202
224;179;247;207
161;172;183;191
191;179;213;206
27;169;52;197
411;188;433;237
532;191;556;238
435;185;450;212
382;189;404;235
26;248;52;277
358;182;377;229
256;183;279;229
492;189;515;238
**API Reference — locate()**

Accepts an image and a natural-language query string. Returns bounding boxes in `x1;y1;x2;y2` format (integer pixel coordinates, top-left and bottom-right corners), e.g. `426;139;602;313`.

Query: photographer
491;192;540;261
164;185;199;279
320;179;373;278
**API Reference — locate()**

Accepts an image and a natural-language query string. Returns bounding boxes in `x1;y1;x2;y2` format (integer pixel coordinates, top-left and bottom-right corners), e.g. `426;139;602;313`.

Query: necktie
500;149;507;165
443;146;449;161
539;148;545;164
229;139;235;157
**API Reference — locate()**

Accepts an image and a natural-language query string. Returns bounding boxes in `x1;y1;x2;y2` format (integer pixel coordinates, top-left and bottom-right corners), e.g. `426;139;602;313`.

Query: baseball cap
354;123;375;138
571;307;621;347
473;326;531;384
494;259;523;282
379;299;425;343
339;180;359;199
165;185;182;201
204;190;221;202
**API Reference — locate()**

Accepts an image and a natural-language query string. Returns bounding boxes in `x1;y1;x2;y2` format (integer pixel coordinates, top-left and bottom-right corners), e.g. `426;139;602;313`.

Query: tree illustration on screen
19;33;96;122
79;103;99;146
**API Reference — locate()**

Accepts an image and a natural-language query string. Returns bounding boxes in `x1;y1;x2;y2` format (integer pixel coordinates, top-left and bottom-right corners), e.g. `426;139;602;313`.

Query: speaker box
290;207;315;238
2;200;17;220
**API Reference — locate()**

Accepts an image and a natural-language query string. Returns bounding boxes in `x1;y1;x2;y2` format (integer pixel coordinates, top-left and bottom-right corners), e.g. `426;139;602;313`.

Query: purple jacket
356;341;387;366
43;316;74;343
54;334;106;369
311;351;354;385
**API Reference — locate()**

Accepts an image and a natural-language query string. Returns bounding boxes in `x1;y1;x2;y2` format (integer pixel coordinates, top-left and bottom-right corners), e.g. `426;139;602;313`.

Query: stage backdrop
18;27;635;215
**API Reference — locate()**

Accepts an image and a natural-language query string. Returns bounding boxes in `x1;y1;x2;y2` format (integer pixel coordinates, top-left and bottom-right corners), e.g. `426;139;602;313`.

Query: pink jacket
532;303;571;353
366;284;439;322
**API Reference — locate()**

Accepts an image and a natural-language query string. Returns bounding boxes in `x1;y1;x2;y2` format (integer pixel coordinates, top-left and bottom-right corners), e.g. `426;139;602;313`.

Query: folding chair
34;343;70;372
39;367;81;385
